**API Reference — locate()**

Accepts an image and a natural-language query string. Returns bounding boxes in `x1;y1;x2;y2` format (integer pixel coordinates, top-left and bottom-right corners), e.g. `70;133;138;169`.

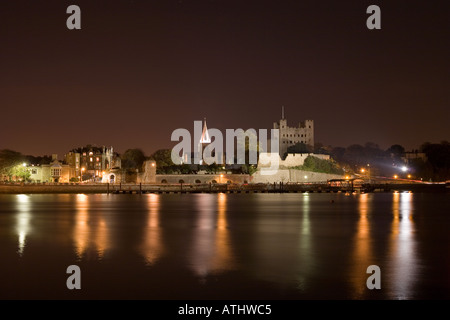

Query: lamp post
81;167;85;183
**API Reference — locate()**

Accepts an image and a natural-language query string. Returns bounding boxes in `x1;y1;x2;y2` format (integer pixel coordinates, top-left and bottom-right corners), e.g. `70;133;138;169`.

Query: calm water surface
0;192;449;299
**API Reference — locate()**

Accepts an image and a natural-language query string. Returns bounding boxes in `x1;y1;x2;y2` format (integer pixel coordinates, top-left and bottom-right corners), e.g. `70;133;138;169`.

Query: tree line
2;141;449;182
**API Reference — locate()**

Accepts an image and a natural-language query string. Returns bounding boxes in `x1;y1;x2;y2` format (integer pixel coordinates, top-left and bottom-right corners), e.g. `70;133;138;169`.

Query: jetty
0;180;447;194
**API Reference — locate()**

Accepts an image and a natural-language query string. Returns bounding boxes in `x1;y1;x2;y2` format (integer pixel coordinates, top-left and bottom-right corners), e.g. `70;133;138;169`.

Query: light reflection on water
73;194;110;260
4;191;448;299
388;191;417;299
139;193;163;266
188;193;236;278
15;194;31;256
350;192;374;299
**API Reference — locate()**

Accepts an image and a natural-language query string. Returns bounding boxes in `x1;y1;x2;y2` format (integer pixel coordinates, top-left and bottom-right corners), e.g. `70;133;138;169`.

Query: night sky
1;0;449;158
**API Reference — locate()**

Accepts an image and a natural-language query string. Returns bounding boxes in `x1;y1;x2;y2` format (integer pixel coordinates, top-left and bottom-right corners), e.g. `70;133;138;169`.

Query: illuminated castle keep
273;106;314;158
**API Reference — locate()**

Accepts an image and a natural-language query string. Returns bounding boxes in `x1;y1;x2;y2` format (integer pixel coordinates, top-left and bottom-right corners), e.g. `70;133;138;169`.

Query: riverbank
0;182;447;194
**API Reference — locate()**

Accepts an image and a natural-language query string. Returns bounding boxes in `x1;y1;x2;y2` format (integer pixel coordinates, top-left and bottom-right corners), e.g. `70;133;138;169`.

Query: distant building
27;154;75;183
402;151;427;164
273;106;314;158
179;118;225;165
65;145;121;181
198;118;211;165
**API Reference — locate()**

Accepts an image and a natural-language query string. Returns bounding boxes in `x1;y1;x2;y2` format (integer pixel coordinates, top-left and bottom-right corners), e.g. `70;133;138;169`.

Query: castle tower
273;107;314;158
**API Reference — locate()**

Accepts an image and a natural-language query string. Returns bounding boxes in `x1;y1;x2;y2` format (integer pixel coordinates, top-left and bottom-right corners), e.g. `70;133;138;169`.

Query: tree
420;141;450;181
120;148;146;172
241;164;258;175
11;165;30;181
387;144;405;158
300;155;344;175
149;149;177;174
287;142;310;154
0;149;26;180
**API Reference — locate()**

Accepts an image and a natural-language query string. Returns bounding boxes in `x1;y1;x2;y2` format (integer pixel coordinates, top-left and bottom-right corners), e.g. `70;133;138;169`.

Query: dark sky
1;0;449;157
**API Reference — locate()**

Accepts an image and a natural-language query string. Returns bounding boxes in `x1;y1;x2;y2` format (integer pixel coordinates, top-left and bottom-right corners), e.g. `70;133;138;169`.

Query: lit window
89;152;93;156
96;157;100;162
90;157;93;162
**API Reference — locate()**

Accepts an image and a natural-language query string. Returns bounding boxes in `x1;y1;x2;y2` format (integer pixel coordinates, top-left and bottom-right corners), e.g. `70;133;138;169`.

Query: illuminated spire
199;117;211;144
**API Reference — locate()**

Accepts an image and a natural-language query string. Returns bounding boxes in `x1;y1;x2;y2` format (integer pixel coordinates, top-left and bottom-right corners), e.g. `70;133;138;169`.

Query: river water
0;191;449;300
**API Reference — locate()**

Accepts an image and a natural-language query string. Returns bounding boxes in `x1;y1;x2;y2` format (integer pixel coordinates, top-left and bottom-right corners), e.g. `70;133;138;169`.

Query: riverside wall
252;169;345;183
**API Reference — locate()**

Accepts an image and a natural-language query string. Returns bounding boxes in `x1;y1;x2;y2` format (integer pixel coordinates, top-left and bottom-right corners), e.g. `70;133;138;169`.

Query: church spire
199;117;211;144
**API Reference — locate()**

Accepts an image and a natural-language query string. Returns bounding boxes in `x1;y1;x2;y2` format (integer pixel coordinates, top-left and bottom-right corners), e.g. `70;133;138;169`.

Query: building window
51;168;61;177
90;157;93;162
96;157;100;162
31;169;37;175
89;152;93;156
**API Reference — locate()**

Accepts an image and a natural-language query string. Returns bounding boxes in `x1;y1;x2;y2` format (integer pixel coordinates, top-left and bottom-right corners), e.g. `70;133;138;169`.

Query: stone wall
252;168;345;183
258;152;330;168
137;160;157;183
155;174;250;184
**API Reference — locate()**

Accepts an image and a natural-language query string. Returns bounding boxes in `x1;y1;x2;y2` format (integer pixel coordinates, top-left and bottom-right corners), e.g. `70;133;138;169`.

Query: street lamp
81;167;85;182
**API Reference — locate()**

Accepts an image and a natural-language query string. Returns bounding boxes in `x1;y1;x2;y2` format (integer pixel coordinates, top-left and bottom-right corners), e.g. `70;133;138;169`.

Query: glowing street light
401;166;408;172
393;174;398;179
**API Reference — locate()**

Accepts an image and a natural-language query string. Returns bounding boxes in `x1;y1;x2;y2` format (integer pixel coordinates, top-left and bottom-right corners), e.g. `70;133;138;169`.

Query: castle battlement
273;107;314;158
